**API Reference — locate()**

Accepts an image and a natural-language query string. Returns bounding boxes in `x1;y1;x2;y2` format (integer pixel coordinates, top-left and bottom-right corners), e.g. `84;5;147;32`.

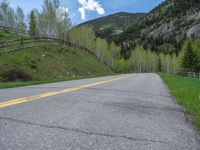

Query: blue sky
5;0;165;24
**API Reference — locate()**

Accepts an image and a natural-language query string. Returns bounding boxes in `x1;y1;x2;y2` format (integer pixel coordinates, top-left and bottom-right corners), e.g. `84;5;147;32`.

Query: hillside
116;0;200;58
79;12;146;42
0;32;113;84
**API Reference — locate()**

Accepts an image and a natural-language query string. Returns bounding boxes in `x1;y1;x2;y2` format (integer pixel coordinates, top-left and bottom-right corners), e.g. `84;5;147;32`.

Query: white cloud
77;0;105;20
96;7;105;15
56;5;69;21
78;7;86;19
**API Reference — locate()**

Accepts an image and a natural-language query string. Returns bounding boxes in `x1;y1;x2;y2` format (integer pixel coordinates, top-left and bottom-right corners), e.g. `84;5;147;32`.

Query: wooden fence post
4;40;7;53
21;38;23;46
34;37;36;46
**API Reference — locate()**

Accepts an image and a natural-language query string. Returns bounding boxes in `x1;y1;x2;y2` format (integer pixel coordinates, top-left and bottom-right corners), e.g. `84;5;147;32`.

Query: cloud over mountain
77;0;105;20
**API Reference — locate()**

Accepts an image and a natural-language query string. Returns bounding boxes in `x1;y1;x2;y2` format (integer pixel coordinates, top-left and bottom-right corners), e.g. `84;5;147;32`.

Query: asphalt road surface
0;73;199;150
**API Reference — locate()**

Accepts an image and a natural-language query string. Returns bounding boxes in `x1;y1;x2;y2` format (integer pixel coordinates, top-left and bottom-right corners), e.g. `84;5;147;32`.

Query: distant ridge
78;12;146;42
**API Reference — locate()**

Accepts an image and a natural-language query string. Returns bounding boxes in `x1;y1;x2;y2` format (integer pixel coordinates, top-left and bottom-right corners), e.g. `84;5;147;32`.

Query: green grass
160;73;200;130
0;32;24;40
0;32;114;88
1;44;113;78
0;74;114;89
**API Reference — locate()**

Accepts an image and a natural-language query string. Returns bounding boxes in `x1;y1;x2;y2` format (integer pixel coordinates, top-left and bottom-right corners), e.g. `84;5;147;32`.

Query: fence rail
179;70;200;78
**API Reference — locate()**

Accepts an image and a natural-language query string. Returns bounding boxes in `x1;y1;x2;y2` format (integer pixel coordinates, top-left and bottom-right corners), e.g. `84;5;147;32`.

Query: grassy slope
160;74;200;130
0;32;24;40
0;32;114;88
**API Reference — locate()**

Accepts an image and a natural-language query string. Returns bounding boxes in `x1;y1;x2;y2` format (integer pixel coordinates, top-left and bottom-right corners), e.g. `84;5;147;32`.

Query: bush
113;59;131;73
0;65;32;82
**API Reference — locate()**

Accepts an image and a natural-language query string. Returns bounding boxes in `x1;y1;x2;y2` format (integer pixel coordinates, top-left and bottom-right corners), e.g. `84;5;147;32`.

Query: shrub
0;65;32;82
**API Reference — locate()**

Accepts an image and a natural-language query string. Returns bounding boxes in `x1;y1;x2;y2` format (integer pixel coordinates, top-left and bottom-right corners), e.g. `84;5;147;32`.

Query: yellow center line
0;76;128;108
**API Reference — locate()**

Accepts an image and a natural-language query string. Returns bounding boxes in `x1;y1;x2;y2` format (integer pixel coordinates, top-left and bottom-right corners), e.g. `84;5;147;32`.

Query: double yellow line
0;76;128;108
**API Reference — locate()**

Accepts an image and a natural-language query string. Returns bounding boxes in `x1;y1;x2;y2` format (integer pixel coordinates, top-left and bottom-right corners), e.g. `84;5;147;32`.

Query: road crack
84;99;185;113
84;87;172;98
1;117;168;144
69;92;185;113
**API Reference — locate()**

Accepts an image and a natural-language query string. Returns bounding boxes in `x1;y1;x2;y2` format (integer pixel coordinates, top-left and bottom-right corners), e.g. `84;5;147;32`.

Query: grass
0;32;114;88
0;32;24;40
160;73;200;130
0;74;114;89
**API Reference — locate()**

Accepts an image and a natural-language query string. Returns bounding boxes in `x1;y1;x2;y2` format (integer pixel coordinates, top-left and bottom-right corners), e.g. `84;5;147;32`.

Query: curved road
0;73;199;150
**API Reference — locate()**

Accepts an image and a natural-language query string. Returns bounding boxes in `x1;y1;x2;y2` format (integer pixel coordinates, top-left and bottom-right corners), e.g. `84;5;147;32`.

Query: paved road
0;73;199;150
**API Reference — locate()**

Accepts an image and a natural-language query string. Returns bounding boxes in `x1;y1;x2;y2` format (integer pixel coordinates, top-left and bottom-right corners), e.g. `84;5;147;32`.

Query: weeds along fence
0;25;42;37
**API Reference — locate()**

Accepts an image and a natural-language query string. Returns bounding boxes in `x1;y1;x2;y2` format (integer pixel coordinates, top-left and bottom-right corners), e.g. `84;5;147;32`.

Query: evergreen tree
181;43;200;72
29;10;37;36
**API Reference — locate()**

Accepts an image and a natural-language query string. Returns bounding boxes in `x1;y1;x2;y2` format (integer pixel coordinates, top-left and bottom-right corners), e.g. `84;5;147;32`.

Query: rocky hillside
79;12;146;42
116;0;200;58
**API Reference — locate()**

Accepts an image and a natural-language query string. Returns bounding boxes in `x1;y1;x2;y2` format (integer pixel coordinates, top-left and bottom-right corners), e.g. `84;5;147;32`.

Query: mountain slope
79;12;146;41
117;0;200;58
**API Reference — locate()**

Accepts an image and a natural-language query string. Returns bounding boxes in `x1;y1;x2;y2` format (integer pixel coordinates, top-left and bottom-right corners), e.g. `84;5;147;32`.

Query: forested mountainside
79;12;146;42
116;0;200;59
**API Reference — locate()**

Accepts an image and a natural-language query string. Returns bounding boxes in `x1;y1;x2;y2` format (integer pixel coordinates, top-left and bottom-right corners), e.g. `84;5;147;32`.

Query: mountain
116;0;200;58
79;12;146;42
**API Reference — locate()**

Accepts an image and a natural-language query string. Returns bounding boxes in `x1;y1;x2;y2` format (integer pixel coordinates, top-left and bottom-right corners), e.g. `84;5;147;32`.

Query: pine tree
181;43;200;72
29;10;37;37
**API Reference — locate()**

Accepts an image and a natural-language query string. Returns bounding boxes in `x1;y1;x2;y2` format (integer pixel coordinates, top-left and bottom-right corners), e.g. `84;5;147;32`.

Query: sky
5;0;165;25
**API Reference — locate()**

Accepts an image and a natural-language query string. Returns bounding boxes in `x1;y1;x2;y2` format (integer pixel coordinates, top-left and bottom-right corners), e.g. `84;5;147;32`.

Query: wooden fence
0;25;94;56
0;37;95;57
179;69;200;78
